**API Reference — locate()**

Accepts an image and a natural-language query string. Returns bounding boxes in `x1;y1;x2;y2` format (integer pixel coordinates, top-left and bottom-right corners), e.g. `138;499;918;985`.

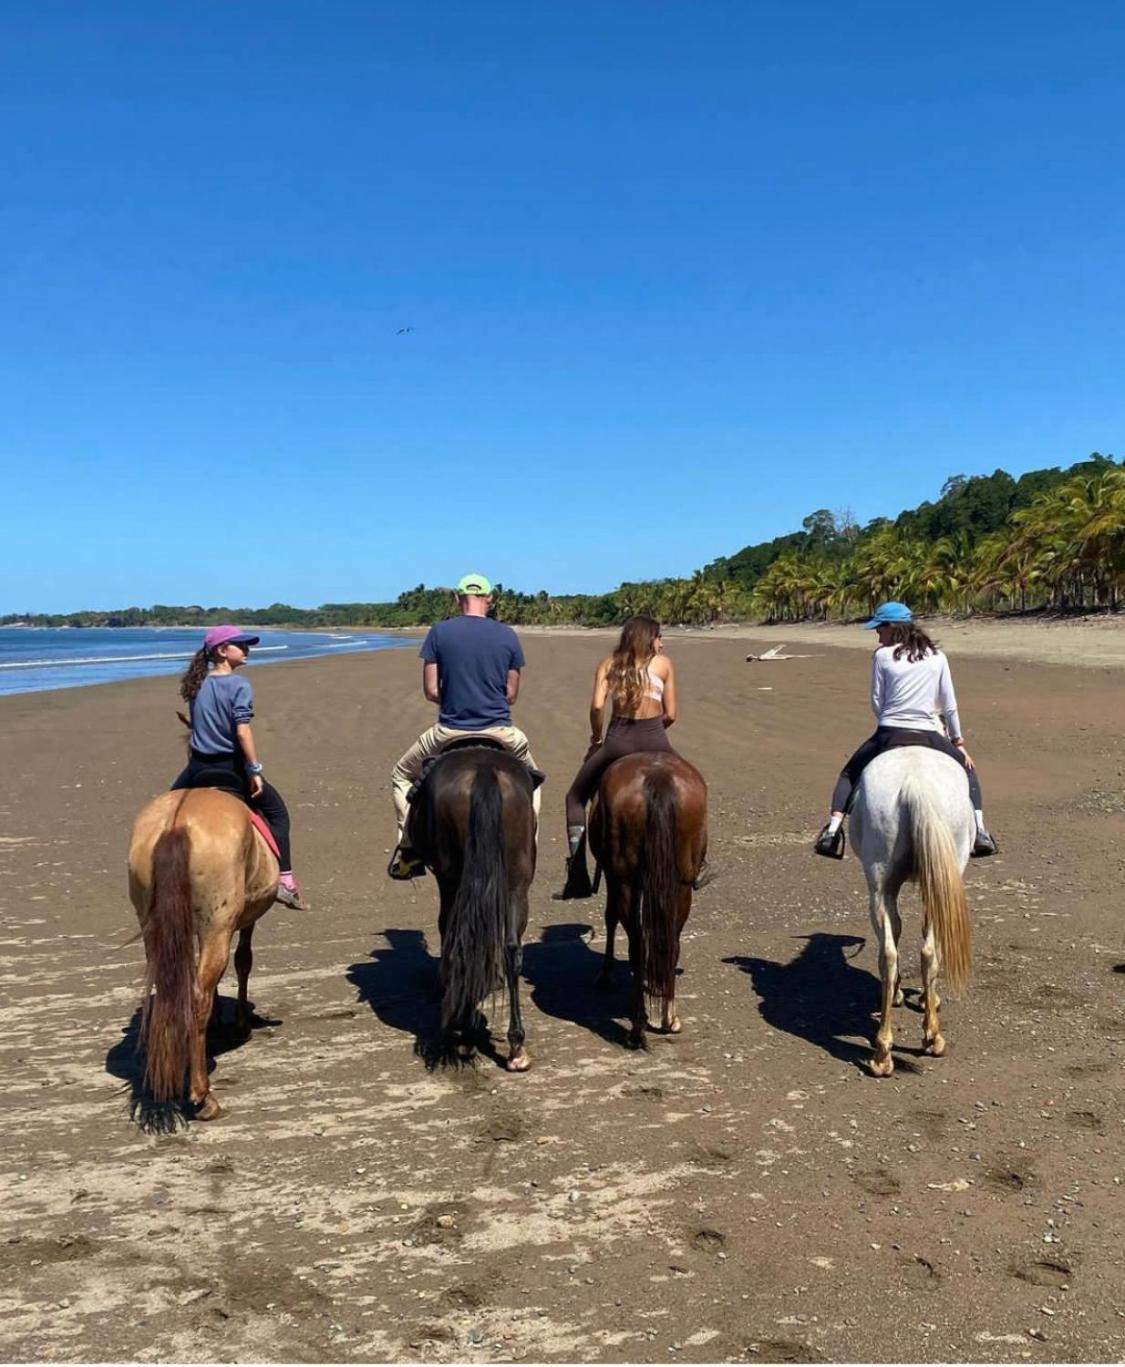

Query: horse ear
176;711;191;729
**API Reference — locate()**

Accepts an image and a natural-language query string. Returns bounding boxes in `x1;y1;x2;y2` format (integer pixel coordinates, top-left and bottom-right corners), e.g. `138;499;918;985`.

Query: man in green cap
388;573;541;879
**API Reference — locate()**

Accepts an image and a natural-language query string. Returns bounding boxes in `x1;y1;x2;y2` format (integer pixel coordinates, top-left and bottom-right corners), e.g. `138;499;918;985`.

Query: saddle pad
248;809;281;862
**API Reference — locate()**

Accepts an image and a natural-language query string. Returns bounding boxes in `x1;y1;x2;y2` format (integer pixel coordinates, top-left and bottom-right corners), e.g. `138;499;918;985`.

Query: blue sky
3;2;1123;612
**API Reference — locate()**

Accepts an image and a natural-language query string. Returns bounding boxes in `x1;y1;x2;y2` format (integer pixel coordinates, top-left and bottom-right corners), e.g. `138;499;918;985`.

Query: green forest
5;451;1123;629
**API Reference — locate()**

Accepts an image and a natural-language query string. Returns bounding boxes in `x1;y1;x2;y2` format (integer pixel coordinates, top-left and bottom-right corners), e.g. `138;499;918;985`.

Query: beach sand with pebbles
1;623;1122;1362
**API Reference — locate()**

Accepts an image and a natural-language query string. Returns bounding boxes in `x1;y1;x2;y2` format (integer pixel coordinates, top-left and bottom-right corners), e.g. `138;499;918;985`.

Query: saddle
408;738;546;806
174;767;281;862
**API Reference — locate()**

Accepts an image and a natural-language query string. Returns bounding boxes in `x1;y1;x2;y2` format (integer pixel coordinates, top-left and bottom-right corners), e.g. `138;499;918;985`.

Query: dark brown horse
589;752;708;1048
410;744;538;1071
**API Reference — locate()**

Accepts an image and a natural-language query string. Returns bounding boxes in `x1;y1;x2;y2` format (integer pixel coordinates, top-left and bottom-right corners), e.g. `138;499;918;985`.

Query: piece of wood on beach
745;644;820;661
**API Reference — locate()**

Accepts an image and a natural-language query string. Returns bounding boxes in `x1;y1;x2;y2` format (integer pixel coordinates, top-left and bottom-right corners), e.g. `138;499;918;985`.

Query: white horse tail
902;778;972;994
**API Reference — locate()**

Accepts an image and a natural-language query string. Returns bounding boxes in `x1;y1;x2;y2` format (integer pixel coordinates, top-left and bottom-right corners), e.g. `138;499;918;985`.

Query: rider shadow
105;998;277;1133
347;928;516;1070
522;921;634;1050
725;933;923;1074
346;927;443;1058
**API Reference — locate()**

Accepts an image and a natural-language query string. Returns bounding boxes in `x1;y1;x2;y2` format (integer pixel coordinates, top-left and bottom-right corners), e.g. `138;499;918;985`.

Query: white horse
849;747;974;1076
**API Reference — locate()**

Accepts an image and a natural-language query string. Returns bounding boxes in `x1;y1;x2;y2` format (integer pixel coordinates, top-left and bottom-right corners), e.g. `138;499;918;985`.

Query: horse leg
596;893;618;990
234;926;254;1035
622;883;647;1049
660;888;691;1035
190;935;230;1119
920;918;945;1056
505;894;530;1073
887;892;905;1007
867;882;898;1077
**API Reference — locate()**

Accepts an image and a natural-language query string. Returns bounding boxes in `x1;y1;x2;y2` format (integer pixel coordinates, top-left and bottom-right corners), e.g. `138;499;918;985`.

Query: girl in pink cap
171;625;308;909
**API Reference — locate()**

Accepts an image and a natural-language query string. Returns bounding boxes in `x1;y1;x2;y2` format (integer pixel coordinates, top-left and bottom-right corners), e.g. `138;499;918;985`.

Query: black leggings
565;716;675;827
831;727;982;814
171;750;293;870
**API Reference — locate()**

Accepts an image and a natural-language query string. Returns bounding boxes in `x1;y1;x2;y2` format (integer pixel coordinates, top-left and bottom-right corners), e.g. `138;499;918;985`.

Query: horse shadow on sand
105;996;280;1133
522;920;648;1051
725;932;924;1074
348;922;640;1063
346;927;508;1070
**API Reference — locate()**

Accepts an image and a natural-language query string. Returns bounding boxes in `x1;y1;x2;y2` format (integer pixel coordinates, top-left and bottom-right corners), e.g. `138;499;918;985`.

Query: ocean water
0;627;420;697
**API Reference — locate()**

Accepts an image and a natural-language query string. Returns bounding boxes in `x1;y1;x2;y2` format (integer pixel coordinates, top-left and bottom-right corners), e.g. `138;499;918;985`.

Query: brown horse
127;788;278;1119
409;744;537;1071
589;752;708;1048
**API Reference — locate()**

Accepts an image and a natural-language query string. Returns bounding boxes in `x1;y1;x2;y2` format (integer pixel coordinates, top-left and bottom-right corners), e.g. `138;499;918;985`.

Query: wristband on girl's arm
246;761;264;774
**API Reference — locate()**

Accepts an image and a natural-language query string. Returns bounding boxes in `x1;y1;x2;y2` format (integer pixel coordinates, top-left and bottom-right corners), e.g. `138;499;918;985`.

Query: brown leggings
565;716;674;826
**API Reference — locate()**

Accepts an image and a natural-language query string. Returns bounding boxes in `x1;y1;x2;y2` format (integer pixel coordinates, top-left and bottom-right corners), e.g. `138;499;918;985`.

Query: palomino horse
409;743;537;1071
128;788;278;1118
849;747;973;1077
589;752;708;1048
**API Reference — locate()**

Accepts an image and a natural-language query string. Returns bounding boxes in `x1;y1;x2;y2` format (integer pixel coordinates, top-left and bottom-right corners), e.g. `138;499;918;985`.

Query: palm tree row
749;467;1125;621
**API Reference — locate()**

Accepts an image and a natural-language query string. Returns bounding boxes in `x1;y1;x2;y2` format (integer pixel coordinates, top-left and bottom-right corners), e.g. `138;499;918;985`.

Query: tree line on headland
5;452;1122;630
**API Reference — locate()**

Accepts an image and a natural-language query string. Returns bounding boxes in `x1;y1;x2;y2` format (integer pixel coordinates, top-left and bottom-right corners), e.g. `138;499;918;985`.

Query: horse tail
904;779;972;995
441;766;508;1036
638;770;680;1009
138;824;196;1101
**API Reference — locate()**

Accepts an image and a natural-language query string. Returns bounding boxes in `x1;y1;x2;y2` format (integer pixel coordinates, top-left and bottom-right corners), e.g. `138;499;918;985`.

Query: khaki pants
392;723;541;843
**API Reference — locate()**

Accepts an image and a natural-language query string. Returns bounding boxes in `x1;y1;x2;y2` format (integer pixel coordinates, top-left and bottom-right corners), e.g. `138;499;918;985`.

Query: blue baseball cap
864;601;913;629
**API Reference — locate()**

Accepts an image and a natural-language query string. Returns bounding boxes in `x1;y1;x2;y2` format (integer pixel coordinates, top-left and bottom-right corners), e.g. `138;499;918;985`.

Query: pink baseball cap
203;624;260;650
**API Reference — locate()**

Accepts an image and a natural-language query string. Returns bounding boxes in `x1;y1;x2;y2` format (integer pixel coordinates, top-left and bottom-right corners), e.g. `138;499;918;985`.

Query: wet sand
1;630;1122;1362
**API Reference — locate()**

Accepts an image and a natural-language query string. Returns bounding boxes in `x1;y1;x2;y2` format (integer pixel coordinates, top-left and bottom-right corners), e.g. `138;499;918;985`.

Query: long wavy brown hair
606;616;662;714
179;647;212;704
882;622;939;663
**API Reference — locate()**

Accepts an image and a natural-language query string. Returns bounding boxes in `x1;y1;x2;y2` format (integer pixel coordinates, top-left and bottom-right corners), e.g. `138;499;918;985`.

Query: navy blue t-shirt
420;616;526;730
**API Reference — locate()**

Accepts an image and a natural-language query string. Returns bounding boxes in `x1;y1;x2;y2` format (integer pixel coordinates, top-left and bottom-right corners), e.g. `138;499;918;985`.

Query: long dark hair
179;648;212;704
607;616;662;713
883;622;939;663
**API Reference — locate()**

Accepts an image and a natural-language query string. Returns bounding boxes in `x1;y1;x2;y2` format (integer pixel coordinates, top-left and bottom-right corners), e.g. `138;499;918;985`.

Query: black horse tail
138;825;196;1102
441;766;508;1038
638;769;680;1011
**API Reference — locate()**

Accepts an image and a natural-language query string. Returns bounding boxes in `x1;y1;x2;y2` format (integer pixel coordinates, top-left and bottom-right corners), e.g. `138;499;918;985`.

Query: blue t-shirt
190;673;254;754
420;616;526;730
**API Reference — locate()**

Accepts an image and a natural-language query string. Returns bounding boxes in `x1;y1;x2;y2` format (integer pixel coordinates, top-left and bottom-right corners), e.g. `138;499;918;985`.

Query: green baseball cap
456;572;492;595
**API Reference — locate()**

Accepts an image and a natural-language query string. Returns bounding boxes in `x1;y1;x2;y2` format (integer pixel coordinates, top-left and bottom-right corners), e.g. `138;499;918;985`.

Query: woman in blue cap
814;602;998;860
171;625;308;909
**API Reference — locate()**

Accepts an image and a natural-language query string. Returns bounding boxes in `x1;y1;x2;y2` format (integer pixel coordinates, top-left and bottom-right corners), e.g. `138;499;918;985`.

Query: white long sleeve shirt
870;646;962;740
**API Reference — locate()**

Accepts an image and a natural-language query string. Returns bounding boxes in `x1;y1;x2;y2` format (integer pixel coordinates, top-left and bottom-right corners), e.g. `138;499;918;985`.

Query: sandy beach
1;625;1122;1362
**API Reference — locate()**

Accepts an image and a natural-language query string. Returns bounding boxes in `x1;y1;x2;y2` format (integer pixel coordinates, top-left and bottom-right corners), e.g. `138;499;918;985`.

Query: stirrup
275;882;310;911
970;829;999;858
387;847;427;881
814;823;845;860
553;856;593;900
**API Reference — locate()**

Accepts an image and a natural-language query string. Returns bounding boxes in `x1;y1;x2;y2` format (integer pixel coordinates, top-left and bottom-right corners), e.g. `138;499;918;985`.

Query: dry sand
0;625;1122;1363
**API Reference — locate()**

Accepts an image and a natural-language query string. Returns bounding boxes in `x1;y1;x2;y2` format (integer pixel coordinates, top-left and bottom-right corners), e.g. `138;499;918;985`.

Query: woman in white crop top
556;615;678;898
814;601;998;860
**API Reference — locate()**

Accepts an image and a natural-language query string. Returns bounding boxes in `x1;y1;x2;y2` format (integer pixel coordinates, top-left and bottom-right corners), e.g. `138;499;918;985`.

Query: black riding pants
565;716;675;827
171;749;293;870
831;727;982;814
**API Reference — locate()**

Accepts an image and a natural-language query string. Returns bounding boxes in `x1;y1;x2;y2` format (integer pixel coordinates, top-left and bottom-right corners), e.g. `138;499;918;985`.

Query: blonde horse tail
139;824;196;1101
905;779;971;995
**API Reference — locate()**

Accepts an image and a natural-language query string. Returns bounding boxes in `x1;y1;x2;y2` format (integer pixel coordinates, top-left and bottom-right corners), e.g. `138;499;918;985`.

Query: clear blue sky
3;2;1123;612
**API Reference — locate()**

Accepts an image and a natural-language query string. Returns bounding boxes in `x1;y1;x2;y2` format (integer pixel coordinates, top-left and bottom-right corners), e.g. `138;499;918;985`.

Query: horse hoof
506;1051;531;1073
194;1092;223;1121
665;1017;682;1035
625;1032;646;1051
924;1034;946;1057
893;989;905;1008
868;1054;894;1078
